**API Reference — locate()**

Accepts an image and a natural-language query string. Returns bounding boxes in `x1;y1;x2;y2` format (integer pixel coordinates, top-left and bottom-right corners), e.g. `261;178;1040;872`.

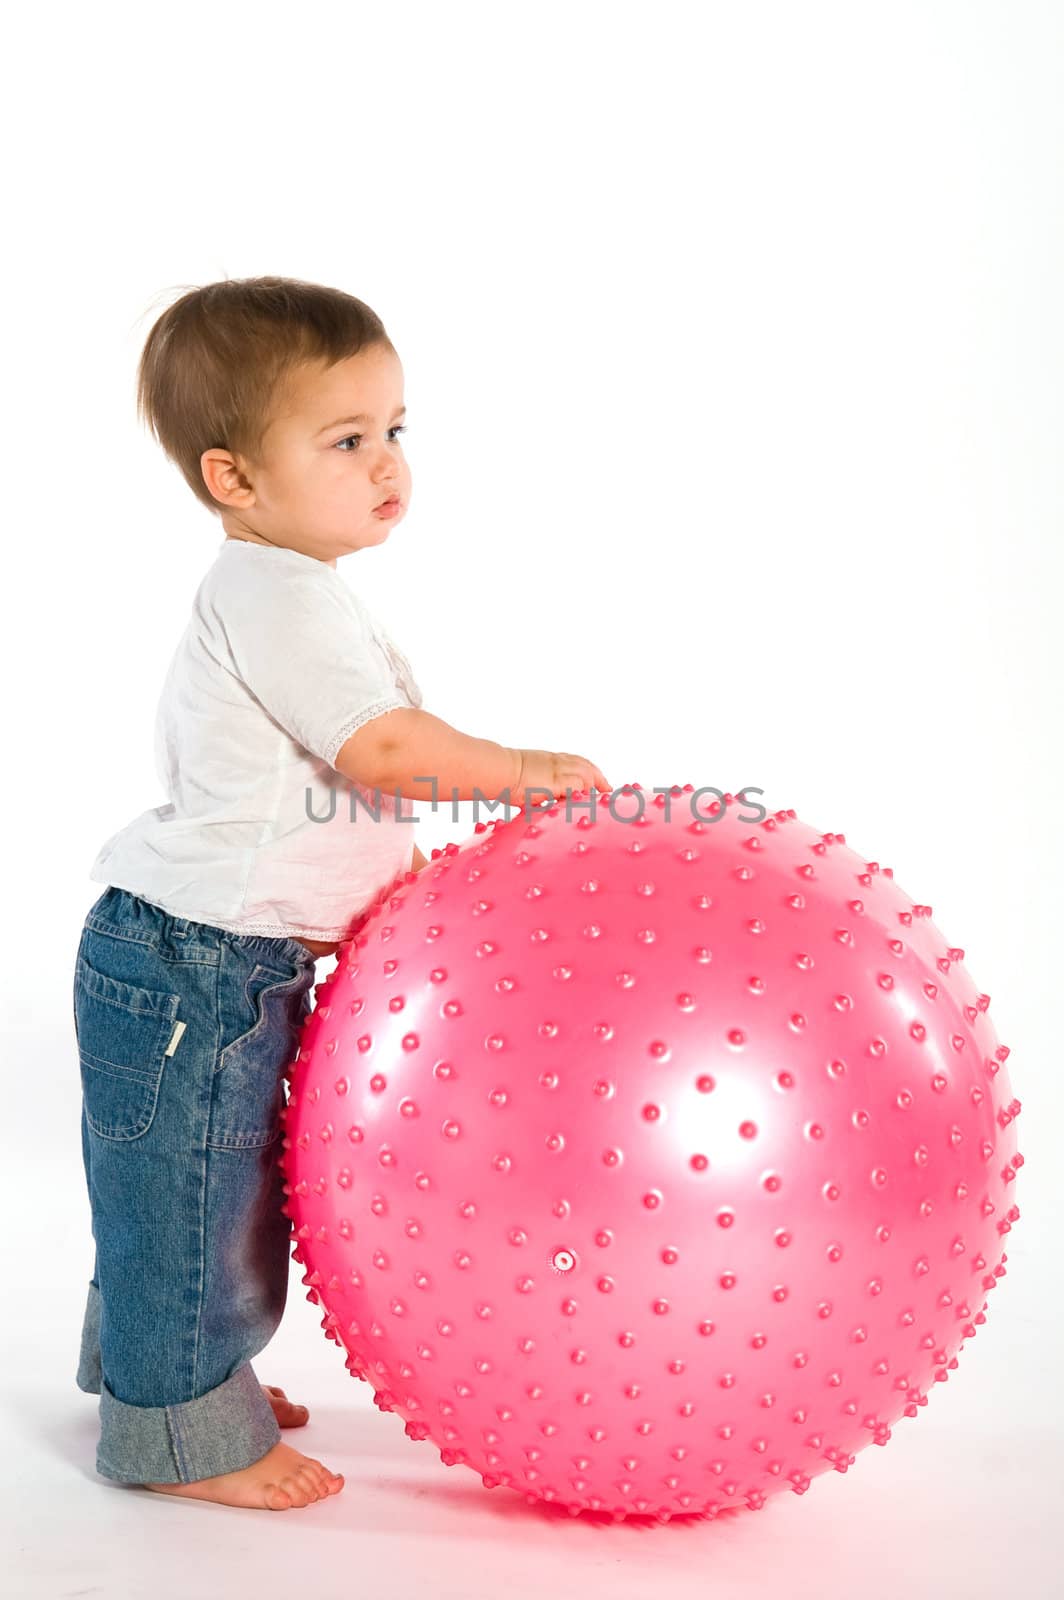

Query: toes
313;1460;344;1493
293;1469;323;1503
272;1475;314;1508
263;1385;310;1426
264;1463;342;1508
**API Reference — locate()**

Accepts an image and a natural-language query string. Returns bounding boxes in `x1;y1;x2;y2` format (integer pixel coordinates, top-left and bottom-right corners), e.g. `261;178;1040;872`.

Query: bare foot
144;1440;344;1510
262;1383;309;1427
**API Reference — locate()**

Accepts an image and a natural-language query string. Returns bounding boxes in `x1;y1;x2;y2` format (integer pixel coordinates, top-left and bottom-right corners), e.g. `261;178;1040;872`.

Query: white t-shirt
89;538;423;940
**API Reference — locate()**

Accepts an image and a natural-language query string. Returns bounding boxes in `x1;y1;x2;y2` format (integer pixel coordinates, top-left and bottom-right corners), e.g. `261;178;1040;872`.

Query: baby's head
136;274;410;567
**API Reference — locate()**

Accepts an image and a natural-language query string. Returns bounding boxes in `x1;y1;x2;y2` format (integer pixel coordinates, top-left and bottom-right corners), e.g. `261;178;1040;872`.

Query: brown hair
134;274;394;516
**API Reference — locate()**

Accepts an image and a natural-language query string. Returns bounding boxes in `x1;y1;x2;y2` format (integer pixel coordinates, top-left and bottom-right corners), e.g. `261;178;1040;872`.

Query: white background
2;2;1061;1595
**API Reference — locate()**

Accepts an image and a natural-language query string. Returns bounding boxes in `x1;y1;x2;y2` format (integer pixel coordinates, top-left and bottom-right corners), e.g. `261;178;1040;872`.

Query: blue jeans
73;886;319;1484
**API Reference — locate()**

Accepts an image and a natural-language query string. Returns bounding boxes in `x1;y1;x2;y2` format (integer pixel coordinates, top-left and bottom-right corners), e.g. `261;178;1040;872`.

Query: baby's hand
512;748;611;807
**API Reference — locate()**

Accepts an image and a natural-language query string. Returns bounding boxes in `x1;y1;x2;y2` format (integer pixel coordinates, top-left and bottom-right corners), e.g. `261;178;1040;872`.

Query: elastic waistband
83;886;316;971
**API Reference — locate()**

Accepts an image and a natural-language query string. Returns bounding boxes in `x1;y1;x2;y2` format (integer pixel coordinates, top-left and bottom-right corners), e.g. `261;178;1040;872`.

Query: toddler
73;275;610;1512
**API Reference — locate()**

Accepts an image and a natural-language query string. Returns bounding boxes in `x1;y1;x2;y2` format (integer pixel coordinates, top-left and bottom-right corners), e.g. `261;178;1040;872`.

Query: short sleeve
207;558;411;768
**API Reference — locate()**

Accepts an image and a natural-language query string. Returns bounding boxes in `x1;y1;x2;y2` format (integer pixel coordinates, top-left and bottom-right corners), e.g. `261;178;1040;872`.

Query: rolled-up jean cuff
95;1361;283;1484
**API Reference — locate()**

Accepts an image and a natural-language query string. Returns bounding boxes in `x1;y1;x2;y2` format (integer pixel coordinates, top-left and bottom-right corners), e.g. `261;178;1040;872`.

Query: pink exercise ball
280;787;1022;1523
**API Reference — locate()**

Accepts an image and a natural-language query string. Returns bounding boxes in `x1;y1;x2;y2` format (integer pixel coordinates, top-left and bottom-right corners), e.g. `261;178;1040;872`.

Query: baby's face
210;343;411;567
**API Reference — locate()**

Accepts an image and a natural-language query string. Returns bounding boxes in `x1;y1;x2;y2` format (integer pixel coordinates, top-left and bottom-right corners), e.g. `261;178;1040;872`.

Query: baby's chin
363;514;401;544
338;519;397;556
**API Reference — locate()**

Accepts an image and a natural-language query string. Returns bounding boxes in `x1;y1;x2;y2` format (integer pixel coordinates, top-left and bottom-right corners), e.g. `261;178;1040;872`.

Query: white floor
6;1036;1061;1600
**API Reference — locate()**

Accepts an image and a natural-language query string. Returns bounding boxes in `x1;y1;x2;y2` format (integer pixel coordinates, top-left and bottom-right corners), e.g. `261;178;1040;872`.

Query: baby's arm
336;707;517;803
334;708;608;807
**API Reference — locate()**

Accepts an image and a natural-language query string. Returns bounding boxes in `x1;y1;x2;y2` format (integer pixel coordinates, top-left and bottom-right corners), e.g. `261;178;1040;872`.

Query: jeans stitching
83;918;218;966
185;938;227;1403
165;1404;186;1480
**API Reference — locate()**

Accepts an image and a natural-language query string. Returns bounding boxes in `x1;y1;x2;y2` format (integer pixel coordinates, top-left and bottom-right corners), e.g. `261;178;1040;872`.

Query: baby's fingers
563;757;610;795
573;767;610;794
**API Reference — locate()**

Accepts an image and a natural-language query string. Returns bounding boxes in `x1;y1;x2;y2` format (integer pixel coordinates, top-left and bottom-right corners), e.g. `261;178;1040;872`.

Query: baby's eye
335;424;408;453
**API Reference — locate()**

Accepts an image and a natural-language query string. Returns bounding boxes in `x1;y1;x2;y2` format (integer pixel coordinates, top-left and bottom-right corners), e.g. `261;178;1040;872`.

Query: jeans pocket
210;963;313;1151
74;952;182;1141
